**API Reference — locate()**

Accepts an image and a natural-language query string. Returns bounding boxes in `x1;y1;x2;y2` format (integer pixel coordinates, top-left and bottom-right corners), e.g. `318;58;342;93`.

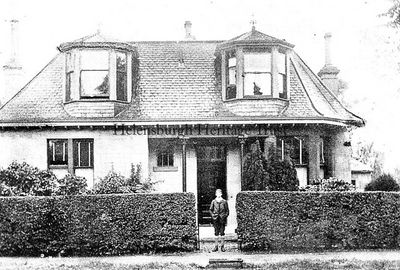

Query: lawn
1;259;400;270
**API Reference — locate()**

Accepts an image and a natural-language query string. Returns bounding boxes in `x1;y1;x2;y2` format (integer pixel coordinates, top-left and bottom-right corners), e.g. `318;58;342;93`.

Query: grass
1;259;400;270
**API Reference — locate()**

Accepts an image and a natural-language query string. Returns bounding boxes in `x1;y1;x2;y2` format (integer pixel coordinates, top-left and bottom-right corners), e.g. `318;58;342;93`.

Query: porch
147;123;352;238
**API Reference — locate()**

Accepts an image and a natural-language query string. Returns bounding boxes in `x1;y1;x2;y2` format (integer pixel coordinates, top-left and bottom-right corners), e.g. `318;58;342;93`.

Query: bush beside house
0;193;197;256
365;174;400;191
237;191;400;251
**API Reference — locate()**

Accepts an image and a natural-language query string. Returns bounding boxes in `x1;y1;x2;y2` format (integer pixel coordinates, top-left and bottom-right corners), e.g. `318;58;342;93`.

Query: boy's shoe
220;245;226;252
212;245;218;252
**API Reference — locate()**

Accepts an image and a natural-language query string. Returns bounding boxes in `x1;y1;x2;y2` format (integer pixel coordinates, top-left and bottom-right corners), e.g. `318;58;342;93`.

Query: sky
0;0;399;171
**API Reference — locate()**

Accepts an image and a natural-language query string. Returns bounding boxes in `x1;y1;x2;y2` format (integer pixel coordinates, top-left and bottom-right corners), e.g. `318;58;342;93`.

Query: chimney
1;19;24;107
318;32;340;96
184;21;195;40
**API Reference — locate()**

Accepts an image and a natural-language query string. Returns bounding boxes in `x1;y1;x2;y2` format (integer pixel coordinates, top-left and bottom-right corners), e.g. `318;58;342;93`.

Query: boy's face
216;190;222;197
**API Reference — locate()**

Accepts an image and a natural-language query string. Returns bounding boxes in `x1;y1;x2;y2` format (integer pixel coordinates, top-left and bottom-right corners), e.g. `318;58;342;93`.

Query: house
0;22;364;235
351;159;373;190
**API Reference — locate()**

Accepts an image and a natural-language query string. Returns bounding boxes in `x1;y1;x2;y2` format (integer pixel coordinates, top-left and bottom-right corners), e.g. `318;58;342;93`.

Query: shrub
94;164;156;194
237;191;400;251
300;177;356;192
365;174;400;191
0;193;197;256
264;147;299;191
0;161;58;196
56;174;88;195
242;140;269;191
242;141;299;191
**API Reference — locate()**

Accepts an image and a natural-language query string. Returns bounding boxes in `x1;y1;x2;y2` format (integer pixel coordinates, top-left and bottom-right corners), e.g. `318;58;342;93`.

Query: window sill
48;164;68;170
153;166;178;172
74;167;94;170
225;96;289;102
64;99;130;105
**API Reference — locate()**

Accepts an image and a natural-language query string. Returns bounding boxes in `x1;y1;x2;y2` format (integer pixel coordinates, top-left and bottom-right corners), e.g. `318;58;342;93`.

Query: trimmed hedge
237;191;400;251
0;193;197;256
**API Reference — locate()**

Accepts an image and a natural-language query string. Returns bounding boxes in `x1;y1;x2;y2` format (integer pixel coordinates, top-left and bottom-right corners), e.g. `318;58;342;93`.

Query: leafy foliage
242;140;269;191
300;177;356;192
0;193;197;256
56;174;88;195
382;0;400;28
0;161;58;196
242;140;299;191
93;164;156;194
365;174;400;191
264;145;299;191
237;191;400;251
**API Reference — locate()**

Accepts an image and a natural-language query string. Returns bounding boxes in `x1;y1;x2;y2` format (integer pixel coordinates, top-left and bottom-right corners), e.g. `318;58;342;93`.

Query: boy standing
209;189;229;252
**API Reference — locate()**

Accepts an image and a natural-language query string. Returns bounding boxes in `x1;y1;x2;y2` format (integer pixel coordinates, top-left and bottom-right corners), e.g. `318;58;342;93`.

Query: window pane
81;71;109;97
117;71;127;101
66;72;72;101
244;73;271;96
81;50;109;70
66;53;74;72
277;74;287;98
73;140;93;168
276;138;284;160
228;67;236;85
244;53;271;72
228;57;236;68
48;140;68;166
116;52;127;71
277;52;286;74
289;138;301;164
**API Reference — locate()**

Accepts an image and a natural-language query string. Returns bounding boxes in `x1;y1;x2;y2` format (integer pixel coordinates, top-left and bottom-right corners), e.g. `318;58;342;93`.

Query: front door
197;145;227;225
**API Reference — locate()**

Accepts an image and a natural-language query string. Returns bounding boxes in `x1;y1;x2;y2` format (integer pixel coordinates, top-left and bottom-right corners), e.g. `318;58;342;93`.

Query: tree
353;141;385;180
264;144;299;191
382;0;400;28
365;173;400;191
242;140;269;191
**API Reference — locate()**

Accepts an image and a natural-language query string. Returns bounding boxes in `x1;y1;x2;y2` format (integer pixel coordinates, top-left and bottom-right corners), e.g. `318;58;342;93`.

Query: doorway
197;145;227;225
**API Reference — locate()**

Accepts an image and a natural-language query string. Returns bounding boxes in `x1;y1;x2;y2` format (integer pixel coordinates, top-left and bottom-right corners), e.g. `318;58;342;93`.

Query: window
48;139;68;166
116;52;127;101
157;148;174;167
243;52;272;96
320;137;329;165
277;52;287;98
80;51;110;98
276;137;308;165
226;52;237;99
66;53;74;101
73;139;94;168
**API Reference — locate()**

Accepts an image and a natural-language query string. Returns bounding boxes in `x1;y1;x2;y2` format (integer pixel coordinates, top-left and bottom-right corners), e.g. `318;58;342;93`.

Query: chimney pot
184;21;195;40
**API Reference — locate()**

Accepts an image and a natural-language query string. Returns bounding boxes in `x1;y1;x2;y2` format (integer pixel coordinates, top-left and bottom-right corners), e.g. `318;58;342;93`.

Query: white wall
0;129;148;187
226;145;241;234
352;172;372;191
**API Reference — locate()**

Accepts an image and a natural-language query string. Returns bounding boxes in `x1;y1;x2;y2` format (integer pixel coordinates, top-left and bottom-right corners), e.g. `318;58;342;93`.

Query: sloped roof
351;159;373;173
0;33;364;126
218;28;294;49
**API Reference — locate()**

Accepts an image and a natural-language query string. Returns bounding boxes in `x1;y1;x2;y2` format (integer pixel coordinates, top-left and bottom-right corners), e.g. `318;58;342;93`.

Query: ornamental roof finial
250;14;257;32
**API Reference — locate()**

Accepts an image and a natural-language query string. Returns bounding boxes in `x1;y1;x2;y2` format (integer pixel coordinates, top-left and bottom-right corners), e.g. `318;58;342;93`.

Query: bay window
243;52;272;96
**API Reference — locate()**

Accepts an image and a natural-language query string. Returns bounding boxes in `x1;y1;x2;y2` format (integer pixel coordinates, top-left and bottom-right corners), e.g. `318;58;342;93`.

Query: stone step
208;258;244;269
200;240;239;253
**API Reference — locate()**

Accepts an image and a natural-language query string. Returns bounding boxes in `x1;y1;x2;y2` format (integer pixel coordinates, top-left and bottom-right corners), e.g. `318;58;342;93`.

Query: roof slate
0;37;363;126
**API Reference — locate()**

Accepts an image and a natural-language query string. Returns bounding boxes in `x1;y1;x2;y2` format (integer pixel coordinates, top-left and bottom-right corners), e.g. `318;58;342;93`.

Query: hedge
237;191;400;251
0;193;197;256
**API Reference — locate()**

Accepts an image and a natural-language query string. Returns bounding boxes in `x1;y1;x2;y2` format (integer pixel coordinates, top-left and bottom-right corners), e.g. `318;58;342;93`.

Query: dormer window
80;50;110;98
243;52;272;96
